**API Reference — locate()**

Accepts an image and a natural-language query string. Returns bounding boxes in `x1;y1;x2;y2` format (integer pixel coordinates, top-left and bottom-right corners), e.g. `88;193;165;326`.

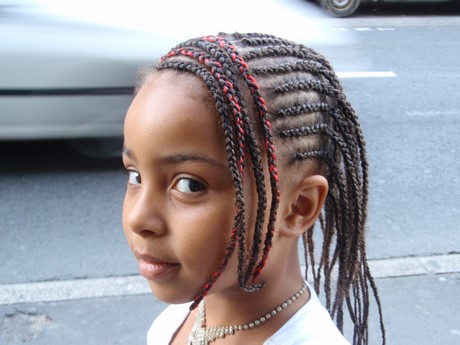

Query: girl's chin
146;281;196;305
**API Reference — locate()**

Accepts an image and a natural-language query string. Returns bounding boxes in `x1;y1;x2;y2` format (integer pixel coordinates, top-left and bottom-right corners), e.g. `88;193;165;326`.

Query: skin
122;71;328;344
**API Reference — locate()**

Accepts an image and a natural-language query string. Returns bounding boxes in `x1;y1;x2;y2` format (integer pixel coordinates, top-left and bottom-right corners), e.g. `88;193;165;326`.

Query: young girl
122;32;385;345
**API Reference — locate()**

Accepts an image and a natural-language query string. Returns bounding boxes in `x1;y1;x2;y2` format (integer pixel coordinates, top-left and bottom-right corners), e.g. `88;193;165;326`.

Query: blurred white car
0;1;170;142
0;0;349;151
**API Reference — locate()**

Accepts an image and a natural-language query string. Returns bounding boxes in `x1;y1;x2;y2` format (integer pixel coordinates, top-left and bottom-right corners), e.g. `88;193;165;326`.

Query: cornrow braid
196;36;275;285
275;103;330;117
251;60;329;76
274;79;334;95
203;35;280;282
154;32;385;345
160;42;274;300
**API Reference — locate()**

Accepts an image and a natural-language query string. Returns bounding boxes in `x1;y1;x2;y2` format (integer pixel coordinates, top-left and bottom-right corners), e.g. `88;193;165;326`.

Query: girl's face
122;72;237;304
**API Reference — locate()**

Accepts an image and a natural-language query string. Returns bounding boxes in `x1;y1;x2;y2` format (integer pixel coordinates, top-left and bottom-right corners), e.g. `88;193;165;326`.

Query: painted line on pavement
337;71;397;78
0;276;149;306
406;109;460;118
324;16;460;27
0;253;459;306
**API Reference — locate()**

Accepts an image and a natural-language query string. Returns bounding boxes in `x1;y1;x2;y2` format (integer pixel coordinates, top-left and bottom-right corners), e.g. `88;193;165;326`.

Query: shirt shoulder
147;303;190;345
265;287;350;345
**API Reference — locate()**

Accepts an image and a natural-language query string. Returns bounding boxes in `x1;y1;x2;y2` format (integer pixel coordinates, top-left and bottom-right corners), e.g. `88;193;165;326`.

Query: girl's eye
127;170;141;185
174;177;205;194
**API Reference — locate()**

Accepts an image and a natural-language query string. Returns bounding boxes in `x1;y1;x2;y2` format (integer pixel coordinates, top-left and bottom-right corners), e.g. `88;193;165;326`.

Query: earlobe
280;175;329;238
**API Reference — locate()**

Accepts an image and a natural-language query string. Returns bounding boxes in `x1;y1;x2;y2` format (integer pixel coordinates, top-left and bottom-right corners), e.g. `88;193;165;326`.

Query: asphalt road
1;4;459;345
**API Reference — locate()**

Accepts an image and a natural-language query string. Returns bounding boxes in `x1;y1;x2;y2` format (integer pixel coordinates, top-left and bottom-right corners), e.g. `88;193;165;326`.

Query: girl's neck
195;274;309;344
203;270;307;328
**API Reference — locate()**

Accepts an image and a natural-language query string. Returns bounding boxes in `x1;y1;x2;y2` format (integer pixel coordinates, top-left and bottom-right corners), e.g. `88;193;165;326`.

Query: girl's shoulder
265;286;350;345
147;303;190;345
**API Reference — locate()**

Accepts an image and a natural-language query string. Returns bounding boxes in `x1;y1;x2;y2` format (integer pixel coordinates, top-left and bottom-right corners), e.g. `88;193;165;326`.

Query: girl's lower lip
138;260;180;281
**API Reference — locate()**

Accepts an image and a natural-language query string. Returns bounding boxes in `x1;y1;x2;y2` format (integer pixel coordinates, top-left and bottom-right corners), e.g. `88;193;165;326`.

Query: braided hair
150;32;385;345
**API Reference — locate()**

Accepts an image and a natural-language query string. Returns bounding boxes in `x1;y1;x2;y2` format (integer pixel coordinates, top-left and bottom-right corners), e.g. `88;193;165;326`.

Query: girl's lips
135;253;180;281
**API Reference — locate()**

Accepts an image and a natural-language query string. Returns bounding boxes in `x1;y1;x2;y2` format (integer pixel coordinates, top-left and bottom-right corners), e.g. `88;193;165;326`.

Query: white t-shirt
147;286;350;345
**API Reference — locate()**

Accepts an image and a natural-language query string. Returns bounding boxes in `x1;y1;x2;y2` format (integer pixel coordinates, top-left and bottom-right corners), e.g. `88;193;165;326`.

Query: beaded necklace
186;281;307;345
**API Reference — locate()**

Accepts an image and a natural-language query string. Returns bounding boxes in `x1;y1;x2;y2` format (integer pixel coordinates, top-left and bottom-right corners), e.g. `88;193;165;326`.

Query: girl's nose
123;188;167;237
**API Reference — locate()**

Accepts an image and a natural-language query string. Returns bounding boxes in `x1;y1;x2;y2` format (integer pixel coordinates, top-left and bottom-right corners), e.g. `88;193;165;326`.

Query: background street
1;2;459;344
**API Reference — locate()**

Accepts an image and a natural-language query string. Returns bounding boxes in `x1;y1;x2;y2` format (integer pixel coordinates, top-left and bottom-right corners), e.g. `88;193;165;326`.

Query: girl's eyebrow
122;147;228;170
159;153;228;170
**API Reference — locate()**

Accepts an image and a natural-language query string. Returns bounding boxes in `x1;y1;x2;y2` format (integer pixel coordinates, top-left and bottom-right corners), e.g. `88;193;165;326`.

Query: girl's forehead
125;70;222;142
124;75;230;168
146;70;210;102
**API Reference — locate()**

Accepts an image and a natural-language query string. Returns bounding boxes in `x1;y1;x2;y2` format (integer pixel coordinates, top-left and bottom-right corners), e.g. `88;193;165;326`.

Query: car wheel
320;0;361;17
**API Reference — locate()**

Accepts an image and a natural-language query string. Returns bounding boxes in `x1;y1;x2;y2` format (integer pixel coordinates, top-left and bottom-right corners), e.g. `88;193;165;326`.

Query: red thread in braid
253;243;272;276
166;37;279;288
183;35;279;288
214;35;281;282
168;44;247;161
163;44;251;305
202;36;215;43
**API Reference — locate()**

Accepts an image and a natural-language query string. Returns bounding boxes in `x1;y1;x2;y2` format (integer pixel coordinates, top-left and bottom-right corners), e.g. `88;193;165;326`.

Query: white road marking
337;71;397;78
330;27;396;32
325;16;460;28
0;254;459;306
0;276;150;306
406;110;460;117
368;254;460;279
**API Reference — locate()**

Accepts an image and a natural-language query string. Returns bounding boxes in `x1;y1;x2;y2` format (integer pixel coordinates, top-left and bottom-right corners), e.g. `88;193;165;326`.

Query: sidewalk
1;254;459;345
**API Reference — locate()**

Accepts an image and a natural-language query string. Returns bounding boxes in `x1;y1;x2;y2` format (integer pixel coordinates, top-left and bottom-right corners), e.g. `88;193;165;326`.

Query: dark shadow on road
354;1;460;17
0;140;123;173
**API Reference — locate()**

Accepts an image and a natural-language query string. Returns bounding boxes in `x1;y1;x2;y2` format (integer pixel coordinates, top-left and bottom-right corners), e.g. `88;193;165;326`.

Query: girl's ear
279;175;328;238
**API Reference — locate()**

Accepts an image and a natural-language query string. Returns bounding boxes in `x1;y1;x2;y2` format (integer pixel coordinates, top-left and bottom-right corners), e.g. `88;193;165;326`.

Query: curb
1;253;459;306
